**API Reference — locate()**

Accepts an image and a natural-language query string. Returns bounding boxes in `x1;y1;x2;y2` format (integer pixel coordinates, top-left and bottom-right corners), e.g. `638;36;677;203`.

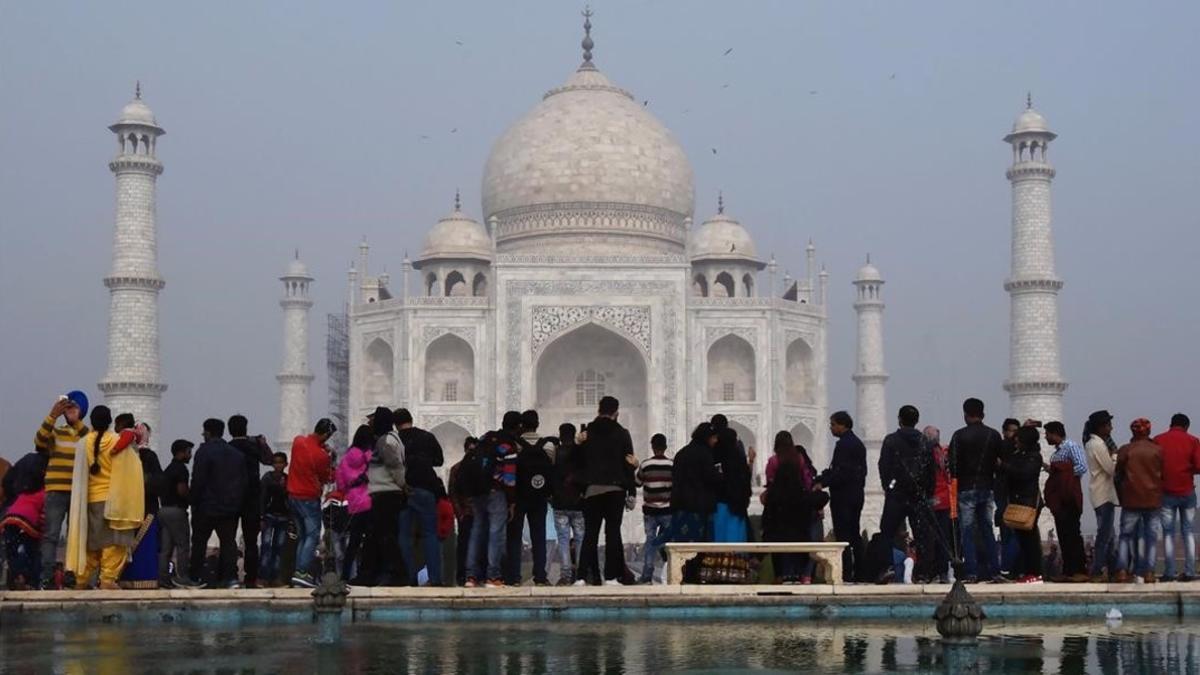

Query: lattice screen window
576;369;606;407
722;382;736;402
444;380;458;402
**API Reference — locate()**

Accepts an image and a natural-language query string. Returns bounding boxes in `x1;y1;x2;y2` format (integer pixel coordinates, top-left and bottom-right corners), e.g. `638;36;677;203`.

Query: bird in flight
809;90;818;95
643;100;649;107
711;148;718;155
450;128;458;133
455;40;464;46
723;48;733;56
419;135;430;140
721;83;730;89
889;73;896;80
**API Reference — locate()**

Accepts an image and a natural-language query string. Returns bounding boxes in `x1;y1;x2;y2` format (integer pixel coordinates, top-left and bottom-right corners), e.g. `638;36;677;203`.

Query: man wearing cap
1084;410;1119;581
1044;421;1088;582
33;392;89;588
1114;418;1164;583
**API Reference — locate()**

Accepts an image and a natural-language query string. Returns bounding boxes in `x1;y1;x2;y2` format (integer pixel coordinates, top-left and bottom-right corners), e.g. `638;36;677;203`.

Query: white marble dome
691;210;760;264
285;256;310;278
481;63;695;254
419;205;492;262
1012;107;1049;134
856;261;882;282
116;97;158;127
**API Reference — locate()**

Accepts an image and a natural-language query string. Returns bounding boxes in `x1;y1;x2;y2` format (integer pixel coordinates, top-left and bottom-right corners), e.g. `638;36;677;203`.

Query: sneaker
534;580;551;587
800;576;813;585
572;579;587;587
485;578;505;588
1112;571;1132;584
602;579;622;586
291;572;317;588
1090;573;1109;583
225;581;242;590
1022;576;1043;584
1067;573;1091;583
1178;575;1196;583
991;574;1015;584
874;569;896;585
1142;573;1156;584
464;578;479;588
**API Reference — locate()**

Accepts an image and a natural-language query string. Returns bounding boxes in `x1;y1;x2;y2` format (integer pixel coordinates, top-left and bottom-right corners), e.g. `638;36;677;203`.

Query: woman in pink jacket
336;425;375;581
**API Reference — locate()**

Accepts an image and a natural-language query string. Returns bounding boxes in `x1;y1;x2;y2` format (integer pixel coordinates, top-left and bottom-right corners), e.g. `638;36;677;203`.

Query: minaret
853;257;888;524
278;251;314;448
1003;95;1066;425
99;83;167;437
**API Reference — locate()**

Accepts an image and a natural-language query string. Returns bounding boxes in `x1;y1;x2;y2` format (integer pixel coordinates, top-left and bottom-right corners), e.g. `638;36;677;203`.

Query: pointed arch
742;273;755;298
714;272;735;298
425;272;438;297
430;421;472;481
707;334;756;402
692;274;709;297
425;333;474;402
785;338;816;404
363;338;394;407
445;271;467;297
789;421;815;455
472;272;488;297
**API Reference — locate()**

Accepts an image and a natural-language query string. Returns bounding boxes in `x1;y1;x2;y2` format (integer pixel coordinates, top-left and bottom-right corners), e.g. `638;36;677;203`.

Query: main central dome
482;39;695;256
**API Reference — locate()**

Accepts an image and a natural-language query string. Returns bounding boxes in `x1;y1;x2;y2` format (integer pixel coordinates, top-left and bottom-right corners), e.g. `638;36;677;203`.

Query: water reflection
1;619;1197;673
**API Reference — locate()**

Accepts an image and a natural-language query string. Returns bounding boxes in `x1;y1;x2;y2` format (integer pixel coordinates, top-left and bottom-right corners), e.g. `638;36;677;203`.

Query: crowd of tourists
0;390;1196;590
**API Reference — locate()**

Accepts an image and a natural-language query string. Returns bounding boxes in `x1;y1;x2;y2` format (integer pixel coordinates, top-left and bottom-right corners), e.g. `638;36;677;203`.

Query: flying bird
455;40;464;46
450;128;458;133
721;83;730;89
419;135;430;140
643;100;649;107
809;90;818;95
711;147;718;155
723;48;733;56
889;73;896;80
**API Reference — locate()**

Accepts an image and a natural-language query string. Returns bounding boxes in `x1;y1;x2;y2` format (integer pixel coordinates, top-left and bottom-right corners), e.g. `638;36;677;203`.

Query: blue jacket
191;438;248;517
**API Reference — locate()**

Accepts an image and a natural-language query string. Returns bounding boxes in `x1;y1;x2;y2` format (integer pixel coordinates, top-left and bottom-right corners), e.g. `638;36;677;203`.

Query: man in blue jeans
636;434;673;584
1114;418;1163;583
394;408;445;587
948;398;1003;583
993;418;1022;578
465;413;520;587
286;419;336;587
1154;413;1199;581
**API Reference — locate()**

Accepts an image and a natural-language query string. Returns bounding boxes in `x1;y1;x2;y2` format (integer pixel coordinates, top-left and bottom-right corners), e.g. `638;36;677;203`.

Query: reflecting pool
1;619;1197;673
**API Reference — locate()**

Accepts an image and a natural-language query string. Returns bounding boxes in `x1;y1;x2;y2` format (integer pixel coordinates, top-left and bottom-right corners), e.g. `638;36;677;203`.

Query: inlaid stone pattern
531;305;651;355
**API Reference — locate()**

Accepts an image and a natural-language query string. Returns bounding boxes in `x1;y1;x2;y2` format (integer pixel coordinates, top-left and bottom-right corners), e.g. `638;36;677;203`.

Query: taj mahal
96;13;1067;535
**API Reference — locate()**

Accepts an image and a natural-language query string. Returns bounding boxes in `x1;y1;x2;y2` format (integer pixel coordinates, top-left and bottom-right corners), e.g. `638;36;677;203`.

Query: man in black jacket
576;396;636;585
227;414;273;588
817;411;867;582
550;423;585;585
395;408;445;586
948;397;1004;582
506;410;554;585
871;405;936;584
190;418;248;588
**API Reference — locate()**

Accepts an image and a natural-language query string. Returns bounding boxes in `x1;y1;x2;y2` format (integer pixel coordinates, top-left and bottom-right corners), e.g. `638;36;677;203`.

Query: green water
1;619;1196;673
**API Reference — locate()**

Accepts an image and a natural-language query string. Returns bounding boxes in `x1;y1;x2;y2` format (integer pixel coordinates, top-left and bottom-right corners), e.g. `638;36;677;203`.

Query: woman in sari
65;406;145;589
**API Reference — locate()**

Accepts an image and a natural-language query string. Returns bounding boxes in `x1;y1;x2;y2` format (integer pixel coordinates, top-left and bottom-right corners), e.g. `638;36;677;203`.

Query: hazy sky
2;1;1198;466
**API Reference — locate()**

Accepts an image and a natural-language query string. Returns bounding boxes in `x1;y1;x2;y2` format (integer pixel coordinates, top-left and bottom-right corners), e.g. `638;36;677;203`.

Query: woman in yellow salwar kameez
65;405;144;589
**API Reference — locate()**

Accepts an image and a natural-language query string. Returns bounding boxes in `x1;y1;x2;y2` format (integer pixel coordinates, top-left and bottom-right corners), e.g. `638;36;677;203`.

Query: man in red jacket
1154;413;1200;581
287;418;336;588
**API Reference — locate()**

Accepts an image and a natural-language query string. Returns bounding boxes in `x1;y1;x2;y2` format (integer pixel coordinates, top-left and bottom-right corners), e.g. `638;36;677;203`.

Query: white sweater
1085;434;1118;508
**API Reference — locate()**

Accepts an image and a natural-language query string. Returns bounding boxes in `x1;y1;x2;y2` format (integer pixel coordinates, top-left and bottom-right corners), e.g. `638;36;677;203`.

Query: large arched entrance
535;323;649;453
430;421;471;482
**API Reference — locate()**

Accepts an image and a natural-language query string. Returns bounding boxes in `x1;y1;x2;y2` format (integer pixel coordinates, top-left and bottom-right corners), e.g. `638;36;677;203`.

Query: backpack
459;437;498;498
517;437;555;503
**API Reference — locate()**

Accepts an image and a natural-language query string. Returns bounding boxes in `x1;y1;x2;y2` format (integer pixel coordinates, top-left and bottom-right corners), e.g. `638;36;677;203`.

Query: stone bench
664;542;849;585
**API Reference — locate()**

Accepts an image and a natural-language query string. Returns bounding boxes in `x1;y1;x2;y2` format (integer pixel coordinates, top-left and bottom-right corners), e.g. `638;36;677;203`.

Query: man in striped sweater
636;434;673;584
34;396;89;588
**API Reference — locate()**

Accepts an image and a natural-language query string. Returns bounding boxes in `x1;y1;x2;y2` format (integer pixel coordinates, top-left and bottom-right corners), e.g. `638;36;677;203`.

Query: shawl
64;431;146;574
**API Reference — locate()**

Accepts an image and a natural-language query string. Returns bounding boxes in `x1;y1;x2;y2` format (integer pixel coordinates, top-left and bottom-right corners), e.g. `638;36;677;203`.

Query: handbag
1003;502;1038;531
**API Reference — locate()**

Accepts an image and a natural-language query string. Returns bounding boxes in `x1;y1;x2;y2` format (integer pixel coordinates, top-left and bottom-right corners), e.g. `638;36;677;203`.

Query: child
1;486;46;589
159;439;197;587
259;452;290;586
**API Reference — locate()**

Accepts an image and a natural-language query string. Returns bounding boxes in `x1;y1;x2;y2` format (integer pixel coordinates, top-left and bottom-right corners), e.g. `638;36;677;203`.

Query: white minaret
99;84;167;437
278;251;314;448
853;257;888;526
1003;95;1066;426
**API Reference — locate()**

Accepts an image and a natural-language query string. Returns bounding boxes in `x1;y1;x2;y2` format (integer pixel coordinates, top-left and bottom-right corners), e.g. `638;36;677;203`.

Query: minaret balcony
109;155;163;175
104;275;165;291
277;373;315;384
1006;164;1055;180
1003;380;1068;394
1003;278;1064;293
98;380;168;394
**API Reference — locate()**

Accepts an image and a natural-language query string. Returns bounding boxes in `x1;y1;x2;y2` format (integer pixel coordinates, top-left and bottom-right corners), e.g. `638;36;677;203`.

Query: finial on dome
717;191;724;215
1026;91;1032;109
294;248;299;260
135;80;142;100
454;188;461;211
866;253;871;264
579;5;596;70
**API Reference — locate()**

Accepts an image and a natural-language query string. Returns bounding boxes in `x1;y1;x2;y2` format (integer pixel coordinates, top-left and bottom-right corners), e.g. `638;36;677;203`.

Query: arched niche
424;333;474;402
363;338;394;407
706;334;756;402
785;338;816;404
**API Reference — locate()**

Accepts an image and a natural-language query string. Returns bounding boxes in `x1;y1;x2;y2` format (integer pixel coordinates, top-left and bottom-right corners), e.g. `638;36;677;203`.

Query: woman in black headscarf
711;416;752;542
762;431;830;583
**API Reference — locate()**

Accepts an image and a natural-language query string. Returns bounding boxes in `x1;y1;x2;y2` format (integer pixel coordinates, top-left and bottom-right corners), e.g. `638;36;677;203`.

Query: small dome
286;257;309;277
1012;107;1049;134
691;210;760;265
418;206;492;263
856;261;882;282
116;97;158;127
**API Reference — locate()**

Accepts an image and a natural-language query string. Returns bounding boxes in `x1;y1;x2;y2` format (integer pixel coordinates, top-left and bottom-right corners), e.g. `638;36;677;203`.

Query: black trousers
455;515;474;586
342;512;369;581
872;493;935;582
830;492;865;582
1015;525;1043;578
240;504;261;585
579;491;626;582
1052;509;1086;577
361;491;405;585
190;512;239;584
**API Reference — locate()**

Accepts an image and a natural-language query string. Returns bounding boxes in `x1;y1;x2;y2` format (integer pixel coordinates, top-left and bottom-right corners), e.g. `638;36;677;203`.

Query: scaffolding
326;311;350;450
